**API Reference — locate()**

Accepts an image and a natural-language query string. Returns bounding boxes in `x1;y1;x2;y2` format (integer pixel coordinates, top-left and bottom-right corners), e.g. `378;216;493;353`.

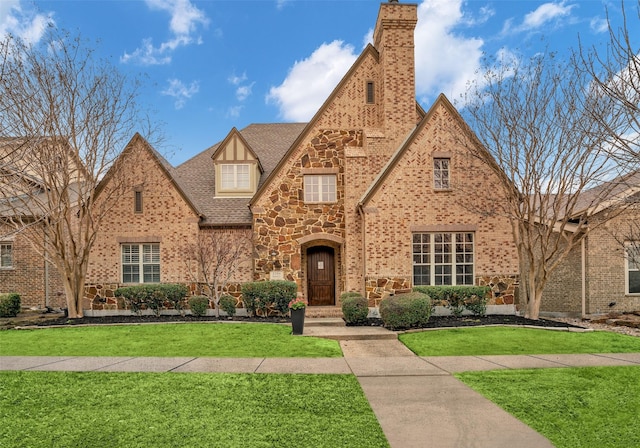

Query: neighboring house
542;171;640;316
0;137;68;309
82;1;520;314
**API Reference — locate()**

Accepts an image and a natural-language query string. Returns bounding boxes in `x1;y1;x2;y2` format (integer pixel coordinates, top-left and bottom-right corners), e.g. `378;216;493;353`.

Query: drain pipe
581;238;586;318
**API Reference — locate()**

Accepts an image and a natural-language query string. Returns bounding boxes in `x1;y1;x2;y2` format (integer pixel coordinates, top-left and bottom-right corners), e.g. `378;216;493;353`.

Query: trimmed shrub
219;294;237;317
241;281;297;316
188;295;209;317
413;286;490;317
341;292;368;325
0;293;21;317
379;292;432;330
114;284;188;316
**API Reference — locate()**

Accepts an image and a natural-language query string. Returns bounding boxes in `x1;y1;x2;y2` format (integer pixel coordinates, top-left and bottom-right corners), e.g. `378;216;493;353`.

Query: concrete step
303;325;397;341
305;318;345;327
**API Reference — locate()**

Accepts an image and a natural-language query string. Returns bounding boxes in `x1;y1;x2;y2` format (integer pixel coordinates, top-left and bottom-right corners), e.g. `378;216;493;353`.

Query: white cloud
590;16;609;34
227;105;243;118
266;40;357;121
121;0;208;66
522;2;576;29
414;0;484;103
228;72;247;86
0;0;54;44
502;1;577;34
161;78;199;109
236;83;254;102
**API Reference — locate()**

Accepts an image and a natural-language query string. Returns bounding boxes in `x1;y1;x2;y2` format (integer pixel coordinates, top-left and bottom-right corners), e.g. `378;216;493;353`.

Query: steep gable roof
211;127;264;173
249;44;382;208
176;123;306;226
96;133;201;218
358;93;502;207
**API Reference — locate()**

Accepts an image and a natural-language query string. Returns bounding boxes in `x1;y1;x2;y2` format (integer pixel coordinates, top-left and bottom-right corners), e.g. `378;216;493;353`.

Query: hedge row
379;292;432;330
241;281;297;316
413;285;490;317
114;284;189;316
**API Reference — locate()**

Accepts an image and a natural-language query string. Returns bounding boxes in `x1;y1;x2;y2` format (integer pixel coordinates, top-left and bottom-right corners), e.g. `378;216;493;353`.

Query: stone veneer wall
252;130;361;292
84;282;244;313
364;274;518;308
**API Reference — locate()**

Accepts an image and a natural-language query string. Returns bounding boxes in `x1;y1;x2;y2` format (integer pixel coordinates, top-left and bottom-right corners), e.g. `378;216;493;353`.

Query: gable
211;128;262;198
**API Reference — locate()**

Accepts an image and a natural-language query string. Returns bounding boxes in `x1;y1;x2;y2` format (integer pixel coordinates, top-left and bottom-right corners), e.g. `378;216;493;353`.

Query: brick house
542;171;640;317
80;1;520;314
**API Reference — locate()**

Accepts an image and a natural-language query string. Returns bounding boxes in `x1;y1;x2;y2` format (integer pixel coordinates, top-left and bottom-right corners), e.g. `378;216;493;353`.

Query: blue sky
0;0;634;165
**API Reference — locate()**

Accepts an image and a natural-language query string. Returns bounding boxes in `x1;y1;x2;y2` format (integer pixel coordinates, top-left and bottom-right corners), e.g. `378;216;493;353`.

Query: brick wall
360;101;519;305
0;223;65;309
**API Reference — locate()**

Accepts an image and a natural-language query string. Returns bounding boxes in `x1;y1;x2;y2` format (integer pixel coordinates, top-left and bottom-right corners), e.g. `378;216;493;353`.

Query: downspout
357;203;366;295
44;232;50;309
581;237;586;318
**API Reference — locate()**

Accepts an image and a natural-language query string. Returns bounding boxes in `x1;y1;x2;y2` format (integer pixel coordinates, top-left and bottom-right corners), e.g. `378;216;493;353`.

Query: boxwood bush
341;292;369;325
241;281;297;316
115;284;189;316
413;285;490;317
0;292;21;317
188;295;209;317
379;291;431;330
219;294;237;317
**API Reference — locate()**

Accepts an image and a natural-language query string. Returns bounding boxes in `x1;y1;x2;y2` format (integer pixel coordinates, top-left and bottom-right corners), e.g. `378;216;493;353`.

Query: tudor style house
81;0;520;314
7;1;640;316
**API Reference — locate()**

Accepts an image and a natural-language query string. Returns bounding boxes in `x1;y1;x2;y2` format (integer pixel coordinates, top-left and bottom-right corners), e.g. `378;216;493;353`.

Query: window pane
304;175;336;202
413;265;430;286
0;243;12;267
237;165;250;189
629;271;640;294
143;264;160;283
122;265;139;283
221;165;235;189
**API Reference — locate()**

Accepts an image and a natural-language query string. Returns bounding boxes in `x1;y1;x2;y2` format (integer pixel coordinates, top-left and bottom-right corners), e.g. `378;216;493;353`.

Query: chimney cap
389;0;399;3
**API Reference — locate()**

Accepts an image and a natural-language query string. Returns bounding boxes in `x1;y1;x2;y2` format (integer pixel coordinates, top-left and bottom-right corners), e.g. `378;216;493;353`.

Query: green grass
457;366;640;448
0;371;389;448
0;323;342;357
399;327;640;356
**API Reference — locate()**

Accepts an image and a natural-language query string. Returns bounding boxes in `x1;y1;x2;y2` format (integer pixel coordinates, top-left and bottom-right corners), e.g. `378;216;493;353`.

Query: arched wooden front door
306;246;335;306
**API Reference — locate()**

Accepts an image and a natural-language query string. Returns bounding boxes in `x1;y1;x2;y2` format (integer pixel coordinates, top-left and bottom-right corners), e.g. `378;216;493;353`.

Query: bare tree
183;231;250;316
0;29;156;318
579;1;640;257
460;49;635;319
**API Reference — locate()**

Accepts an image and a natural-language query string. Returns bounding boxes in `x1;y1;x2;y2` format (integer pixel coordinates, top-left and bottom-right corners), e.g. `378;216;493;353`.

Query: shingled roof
175;122;306;226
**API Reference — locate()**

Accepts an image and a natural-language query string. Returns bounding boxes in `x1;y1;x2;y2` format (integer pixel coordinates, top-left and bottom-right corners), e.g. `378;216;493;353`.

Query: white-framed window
412;232;474;286
0;242;13;268
433;158;450;189
121;243;160;283
220;164;250;190
626;243;640;294
304;175;336;203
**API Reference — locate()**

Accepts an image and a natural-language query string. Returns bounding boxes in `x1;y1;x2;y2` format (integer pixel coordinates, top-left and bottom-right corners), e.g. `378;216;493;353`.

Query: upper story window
122;243;160;284
433;158;450;190
413;232;474;286
366;81;375;104
134;190;143;214
304;175;336;203
220;164;251;191
626;244;640;294
0;242;13;268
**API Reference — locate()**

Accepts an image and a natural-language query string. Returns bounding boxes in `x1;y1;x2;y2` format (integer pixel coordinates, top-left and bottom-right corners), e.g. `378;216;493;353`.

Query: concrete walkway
3;319;640;448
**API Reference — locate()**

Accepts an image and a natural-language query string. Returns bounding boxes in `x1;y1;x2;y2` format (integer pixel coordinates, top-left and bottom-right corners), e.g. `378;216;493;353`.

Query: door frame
301;239;342;307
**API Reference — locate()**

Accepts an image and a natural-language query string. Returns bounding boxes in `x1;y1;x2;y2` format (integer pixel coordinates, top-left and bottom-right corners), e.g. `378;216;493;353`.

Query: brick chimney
373;1;418;141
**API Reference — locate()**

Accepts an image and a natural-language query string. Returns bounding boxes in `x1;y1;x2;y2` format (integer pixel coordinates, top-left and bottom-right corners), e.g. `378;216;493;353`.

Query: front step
305;306;343;318
305;318;345;327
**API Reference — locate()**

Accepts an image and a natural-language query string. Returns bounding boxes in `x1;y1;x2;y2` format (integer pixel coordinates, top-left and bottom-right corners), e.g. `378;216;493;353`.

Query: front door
307;246;335;306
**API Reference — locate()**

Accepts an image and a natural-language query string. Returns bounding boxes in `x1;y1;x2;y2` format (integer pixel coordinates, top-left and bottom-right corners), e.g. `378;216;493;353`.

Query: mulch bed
6;312;585;329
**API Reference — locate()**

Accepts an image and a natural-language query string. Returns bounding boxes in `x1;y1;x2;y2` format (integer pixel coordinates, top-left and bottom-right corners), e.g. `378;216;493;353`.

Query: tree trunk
62;270;85;318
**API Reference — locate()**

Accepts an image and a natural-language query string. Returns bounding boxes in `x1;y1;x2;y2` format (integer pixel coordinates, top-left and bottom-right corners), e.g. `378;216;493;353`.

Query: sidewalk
3;320;640;448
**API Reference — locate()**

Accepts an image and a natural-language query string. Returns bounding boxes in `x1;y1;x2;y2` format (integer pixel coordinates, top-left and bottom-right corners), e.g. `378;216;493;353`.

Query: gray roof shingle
175;123;306;225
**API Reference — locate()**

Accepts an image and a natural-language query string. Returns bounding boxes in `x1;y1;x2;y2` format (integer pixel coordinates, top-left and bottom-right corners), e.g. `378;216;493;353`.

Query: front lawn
457;366;640;448
400;327;640;356
0;323;342;357
0;371;388;448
